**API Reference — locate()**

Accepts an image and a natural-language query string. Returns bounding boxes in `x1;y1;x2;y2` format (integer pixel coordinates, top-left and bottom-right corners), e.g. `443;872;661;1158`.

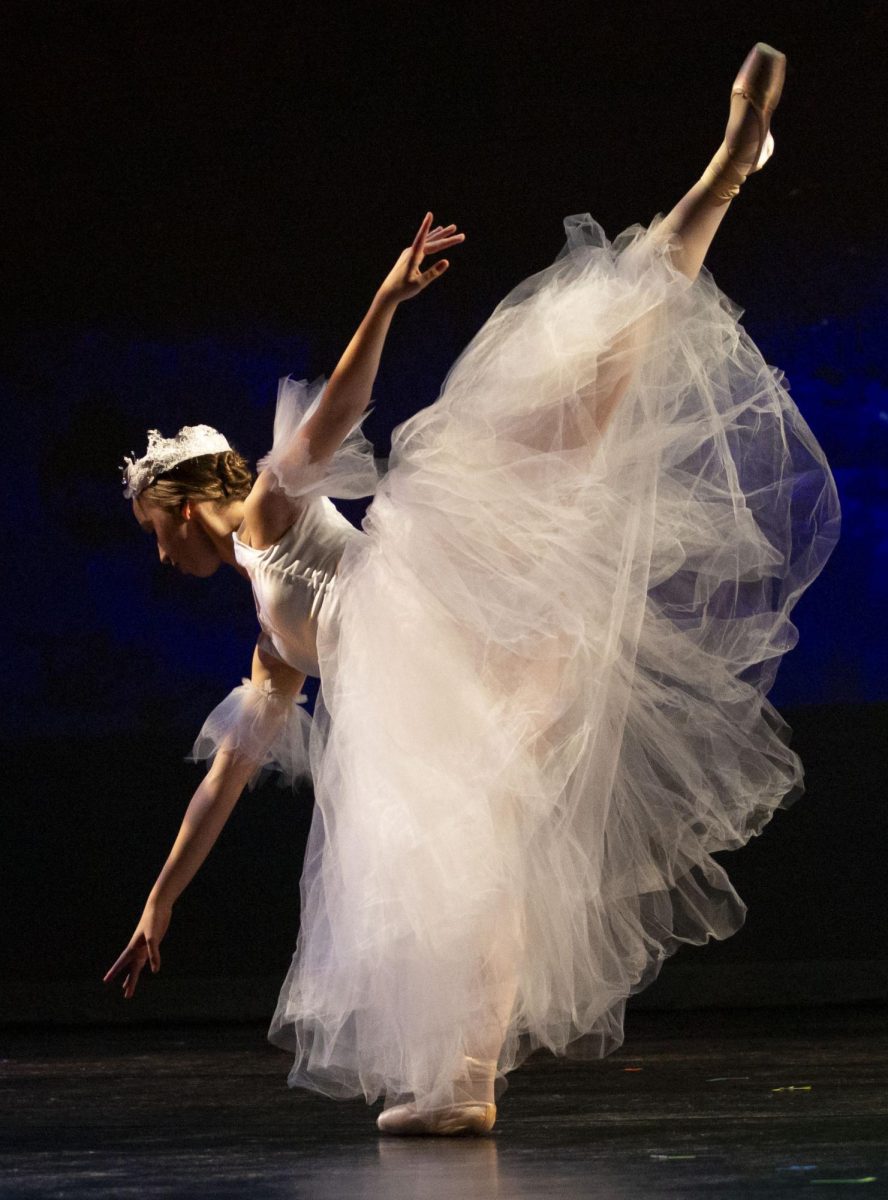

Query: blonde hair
145;449;254;512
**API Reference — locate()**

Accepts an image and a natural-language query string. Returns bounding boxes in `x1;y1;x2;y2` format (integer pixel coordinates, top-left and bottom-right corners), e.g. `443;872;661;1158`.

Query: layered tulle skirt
266;212;840;1113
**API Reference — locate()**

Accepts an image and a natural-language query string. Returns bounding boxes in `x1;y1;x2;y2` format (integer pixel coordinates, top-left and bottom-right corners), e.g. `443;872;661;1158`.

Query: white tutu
267;212;841;1114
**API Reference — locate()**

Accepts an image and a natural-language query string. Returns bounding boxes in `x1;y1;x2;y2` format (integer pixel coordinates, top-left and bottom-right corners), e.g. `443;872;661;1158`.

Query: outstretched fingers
103;946;131;985
410;215;465;262
103;940;156;999
383;211;464;299
122;964;142;999
409;211;434;268
426;222;457;241
116;950;147;998
424;230;465;254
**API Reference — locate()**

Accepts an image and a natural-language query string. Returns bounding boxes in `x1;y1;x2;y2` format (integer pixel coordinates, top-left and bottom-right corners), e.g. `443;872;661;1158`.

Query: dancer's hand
376;212;465;305
102;898;172;999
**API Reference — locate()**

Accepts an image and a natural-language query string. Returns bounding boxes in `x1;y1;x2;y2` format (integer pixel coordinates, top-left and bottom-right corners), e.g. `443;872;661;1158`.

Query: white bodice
233;496;365;677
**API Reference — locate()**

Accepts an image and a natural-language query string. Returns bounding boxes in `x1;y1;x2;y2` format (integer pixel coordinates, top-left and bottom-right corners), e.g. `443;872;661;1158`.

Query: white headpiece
121;425;232;499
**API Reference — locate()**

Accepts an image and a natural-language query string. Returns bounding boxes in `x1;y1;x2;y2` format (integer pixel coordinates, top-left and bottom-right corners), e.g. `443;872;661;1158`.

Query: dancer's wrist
372;283;403;311
145;887;175;913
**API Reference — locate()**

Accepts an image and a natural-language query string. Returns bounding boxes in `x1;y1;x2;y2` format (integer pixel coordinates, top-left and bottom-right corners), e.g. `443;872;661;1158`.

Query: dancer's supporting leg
460;889;523;1104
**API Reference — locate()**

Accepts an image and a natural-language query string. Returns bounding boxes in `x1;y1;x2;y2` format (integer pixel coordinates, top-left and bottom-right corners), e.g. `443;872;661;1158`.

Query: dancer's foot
376;1055;498;1136
376;1099;497;1136
699;42;786;204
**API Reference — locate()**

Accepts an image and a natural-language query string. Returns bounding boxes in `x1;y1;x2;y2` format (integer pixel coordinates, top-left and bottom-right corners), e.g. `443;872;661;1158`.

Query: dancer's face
132;493;223;577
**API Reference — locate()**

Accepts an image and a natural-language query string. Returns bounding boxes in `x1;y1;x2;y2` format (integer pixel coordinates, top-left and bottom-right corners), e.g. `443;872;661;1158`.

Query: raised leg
650;42;786;281
649;180;736;283
647;98;766;285
582;42;786;442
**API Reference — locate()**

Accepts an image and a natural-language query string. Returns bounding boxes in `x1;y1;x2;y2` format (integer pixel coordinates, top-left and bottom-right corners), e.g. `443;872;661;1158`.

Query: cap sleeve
256;374;383;503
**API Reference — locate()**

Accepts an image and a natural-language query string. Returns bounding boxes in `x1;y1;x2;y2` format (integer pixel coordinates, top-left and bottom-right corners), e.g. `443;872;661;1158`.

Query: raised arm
244;212;465;539
301;212;464;460
102;644;307;999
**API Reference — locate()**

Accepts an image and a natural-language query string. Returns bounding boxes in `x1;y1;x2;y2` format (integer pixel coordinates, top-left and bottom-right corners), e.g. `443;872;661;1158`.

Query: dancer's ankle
452;1054;498;1106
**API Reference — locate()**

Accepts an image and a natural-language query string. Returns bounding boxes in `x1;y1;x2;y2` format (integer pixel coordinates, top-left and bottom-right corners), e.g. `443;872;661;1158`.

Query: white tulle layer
267;213;840;1113
188;678;311;792
257;375;383;503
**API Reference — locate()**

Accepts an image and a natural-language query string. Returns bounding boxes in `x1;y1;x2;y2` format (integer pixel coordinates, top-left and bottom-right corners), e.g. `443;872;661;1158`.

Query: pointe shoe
376;1099;497;1136
376;1055;498;1136
699;42;787;204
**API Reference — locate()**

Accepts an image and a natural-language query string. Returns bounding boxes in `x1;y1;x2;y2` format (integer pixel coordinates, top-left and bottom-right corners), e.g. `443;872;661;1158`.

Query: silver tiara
121;425;232;499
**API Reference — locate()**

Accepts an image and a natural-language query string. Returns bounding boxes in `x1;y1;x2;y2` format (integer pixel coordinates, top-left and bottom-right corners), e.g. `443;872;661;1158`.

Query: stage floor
4;1002;886;1198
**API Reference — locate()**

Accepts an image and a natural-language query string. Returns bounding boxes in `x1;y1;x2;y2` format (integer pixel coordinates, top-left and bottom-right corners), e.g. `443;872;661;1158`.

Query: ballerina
104;42;840;1137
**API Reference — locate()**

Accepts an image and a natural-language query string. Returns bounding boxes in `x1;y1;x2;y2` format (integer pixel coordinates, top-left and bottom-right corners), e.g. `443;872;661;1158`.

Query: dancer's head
122;425;253;576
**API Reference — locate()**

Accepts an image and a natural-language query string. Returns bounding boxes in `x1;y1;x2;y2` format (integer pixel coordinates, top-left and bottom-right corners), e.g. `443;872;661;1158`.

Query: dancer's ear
180;499;193;521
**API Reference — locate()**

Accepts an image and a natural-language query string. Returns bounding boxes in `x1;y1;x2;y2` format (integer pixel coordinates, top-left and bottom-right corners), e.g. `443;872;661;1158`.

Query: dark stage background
3;1;886;1024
